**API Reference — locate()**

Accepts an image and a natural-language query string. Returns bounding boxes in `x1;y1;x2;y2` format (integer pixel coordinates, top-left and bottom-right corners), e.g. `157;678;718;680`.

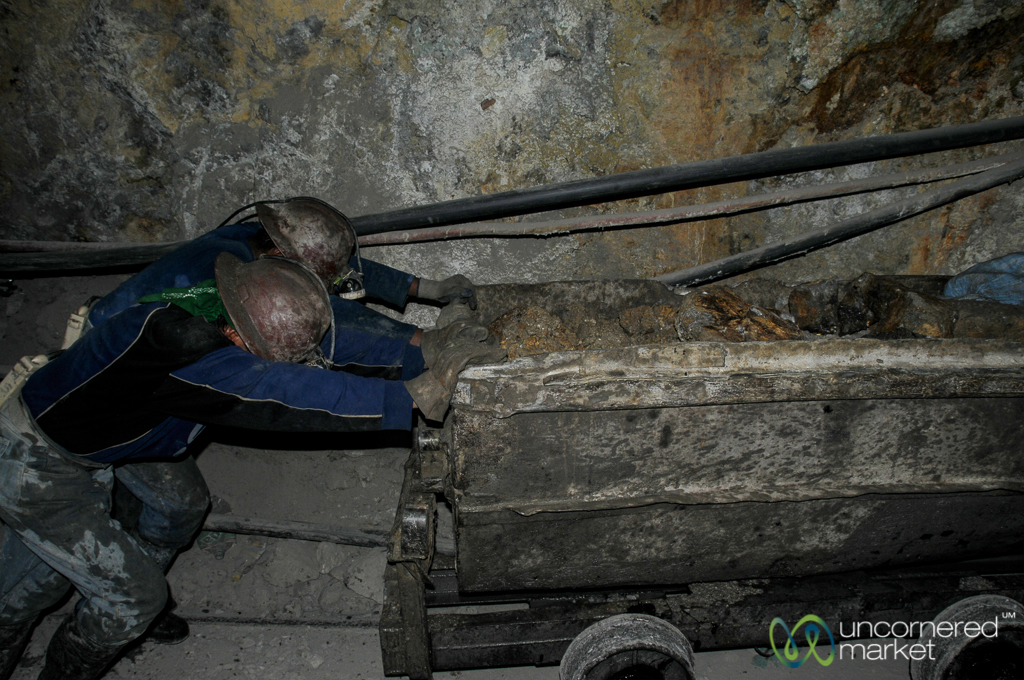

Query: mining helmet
255;198;366;299
215;252;332;363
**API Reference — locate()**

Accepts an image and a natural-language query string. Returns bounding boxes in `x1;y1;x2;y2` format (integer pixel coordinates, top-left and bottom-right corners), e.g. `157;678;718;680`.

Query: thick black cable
350;116;1024;235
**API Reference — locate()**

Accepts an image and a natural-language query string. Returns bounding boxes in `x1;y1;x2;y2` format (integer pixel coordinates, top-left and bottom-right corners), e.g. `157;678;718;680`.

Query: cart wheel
559;614;696;680
910;594;1024;680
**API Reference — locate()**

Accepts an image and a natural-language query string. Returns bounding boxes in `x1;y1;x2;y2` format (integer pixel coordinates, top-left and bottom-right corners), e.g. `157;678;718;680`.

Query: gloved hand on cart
415;275;478;310
418;318;490;369
433;294;481;330
405;324;506;422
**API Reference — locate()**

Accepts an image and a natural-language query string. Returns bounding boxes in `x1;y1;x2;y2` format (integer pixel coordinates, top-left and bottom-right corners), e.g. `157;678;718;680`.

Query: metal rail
656;152;1024;287
202;513;388;548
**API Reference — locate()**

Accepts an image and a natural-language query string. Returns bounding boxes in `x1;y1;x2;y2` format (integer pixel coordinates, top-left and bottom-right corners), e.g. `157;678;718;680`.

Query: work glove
434;298;478;330
405;335;507;422
416;275;478;310
419;319;489;369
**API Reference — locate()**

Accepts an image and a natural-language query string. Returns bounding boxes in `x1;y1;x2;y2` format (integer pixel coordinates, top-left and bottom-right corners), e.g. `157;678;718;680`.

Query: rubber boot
36;615;124;680
146;602;189;645
0;620;35;680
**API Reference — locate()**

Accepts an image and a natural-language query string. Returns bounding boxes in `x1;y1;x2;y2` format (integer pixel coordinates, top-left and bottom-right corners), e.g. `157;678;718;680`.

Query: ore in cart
381;280;1024;680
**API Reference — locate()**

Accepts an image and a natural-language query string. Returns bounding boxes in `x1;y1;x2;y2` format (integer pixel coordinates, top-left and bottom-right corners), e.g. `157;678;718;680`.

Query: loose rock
488;305;581;358
262;542;321;588
618;304;680;344
344;549;388;604
676;286;800;342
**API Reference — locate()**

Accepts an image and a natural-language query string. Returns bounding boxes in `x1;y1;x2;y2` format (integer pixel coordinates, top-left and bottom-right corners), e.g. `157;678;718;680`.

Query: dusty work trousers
0;394;208;645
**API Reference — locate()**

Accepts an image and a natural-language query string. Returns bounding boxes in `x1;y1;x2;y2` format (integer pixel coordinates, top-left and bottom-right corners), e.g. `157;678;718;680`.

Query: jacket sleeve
353;256;415;307
150;346;415;432
321;322;425;381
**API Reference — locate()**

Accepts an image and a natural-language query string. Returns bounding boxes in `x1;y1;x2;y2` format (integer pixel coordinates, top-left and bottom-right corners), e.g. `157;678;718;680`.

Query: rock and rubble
789;273;1024;341
482;274;1024;360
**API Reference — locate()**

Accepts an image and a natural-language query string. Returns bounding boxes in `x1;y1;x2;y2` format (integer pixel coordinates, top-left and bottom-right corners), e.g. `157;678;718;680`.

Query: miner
42;196;483;652
0;254;503;680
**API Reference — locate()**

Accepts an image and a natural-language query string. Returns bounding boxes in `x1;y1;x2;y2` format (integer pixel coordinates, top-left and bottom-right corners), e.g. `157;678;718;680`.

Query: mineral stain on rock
790;273;1024;341
675;286;801;342
488;305;582;359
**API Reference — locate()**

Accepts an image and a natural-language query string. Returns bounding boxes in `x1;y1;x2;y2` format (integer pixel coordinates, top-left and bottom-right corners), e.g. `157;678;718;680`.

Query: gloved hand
416;275;478;310
419;319;489;369
405;335;507;422
434;297;477;329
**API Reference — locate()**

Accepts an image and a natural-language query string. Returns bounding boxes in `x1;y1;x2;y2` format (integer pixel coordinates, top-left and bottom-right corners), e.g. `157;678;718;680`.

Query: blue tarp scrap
943;252;1024;306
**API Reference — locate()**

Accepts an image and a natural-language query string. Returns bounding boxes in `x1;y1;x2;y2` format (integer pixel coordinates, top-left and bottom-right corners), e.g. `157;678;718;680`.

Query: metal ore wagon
380;279;1024;680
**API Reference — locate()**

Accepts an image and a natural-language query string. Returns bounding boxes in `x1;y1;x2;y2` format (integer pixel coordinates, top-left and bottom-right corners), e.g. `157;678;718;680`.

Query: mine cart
380;280;1024;680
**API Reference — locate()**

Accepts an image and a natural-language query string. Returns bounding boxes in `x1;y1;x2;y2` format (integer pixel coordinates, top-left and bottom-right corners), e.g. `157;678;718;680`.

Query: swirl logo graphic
769;615;835;668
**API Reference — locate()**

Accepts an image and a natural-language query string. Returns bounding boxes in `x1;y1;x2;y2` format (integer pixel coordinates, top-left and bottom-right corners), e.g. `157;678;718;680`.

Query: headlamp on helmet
331;263;366;300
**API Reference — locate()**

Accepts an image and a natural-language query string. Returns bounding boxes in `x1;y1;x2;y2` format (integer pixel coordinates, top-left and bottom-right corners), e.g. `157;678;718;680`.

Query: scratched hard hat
216;252;331;363
256;199;356;284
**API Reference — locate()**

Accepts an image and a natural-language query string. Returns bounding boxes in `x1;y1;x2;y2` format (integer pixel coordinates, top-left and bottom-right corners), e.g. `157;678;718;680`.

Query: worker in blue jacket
54;197;480;653
0;254;502;680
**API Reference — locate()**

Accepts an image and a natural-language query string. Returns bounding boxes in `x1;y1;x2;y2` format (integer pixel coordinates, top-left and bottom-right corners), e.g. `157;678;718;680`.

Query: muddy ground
1;274;907;679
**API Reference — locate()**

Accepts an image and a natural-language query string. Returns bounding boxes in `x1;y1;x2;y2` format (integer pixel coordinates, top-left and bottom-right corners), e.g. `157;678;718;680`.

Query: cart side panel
454;492;1024;592
449;397;1024;591
450;397;1024;511
447;280;1024;593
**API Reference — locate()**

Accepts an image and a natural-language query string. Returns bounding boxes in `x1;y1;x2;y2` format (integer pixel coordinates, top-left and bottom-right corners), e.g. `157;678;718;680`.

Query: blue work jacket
22;302;416;464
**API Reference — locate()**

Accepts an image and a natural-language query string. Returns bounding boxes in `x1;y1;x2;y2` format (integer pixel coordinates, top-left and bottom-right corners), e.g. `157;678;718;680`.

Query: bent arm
153;346;415;432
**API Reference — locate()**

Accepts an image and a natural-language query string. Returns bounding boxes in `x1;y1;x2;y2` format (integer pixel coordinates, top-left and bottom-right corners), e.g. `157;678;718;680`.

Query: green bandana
137;279;234;328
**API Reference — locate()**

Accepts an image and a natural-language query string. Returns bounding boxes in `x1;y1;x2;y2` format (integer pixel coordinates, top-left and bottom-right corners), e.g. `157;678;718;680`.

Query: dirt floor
2;275;910;679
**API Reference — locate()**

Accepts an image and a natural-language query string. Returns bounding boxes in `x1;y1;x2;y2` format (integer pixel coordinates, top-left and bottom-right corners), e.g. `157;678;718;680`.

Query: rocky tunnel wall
2;0;1023;310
